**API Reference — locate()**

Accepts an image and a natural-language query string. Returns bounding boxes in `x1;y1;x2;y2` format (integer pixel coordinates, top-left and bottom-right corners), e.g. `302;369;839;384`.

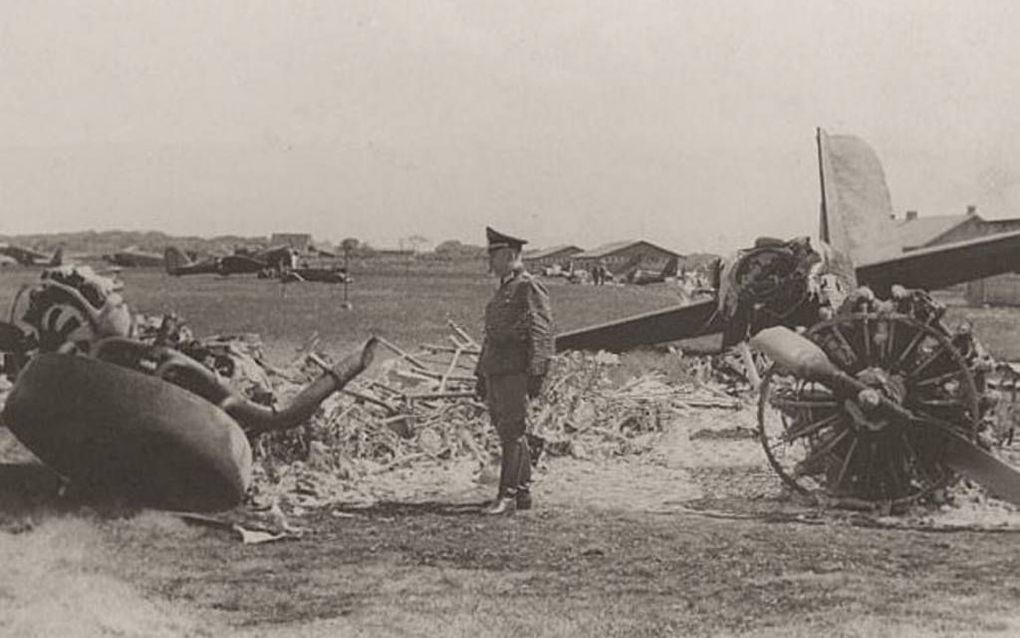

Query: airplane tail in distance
816;128;897;265
49;247;63;267
164;246;192;275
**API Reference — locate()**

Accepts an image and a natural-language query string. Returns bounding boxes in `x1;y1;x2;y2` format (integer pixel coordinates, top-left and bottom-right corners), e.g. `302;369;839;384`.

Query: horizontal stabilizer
856;229;1020;296
555;298;720;353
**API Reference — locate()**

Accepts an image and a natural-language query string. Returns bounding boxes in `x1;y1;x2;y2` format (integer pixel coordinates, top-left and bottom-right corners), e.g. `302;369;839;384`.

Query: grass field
0;263;692;363
4;263;1020;636
2;262;1017;361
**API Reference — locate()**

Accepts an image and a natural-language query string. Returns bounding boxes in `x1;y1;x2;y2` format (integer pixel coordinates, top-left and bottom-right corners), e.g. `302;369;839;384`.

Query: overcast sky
3;0;1020;252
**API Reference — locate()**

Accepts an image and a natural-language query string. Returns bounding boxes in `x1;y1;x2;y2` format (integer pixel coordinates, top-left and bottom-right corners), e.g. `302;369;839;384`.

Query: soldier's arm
523;278;554;377
473;333;488;400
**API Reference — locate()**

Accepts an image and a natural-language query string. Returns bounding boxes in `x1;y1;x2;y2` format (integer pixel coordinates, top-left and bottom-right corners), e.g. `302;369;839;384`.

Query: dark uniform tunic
476;267;554;498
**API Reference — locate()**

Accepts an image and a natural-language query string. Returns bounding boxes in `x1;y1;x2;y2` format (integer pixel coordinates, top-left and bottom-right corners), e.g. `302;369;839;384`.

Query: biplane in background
0;243;62;267
557;128;1020;509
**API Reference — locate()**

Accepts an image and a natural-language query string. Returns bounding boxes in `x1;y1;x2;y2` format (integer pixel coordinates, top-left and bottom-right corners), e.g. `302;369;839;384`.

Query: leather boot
484;441;519;515
515;490;533;511
484;493;517;515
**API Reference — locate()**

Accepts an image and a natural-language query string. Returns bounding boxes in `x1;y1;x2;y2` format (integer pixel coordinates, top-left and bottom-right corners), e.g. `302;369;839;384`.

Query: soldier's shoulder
516;270;548;294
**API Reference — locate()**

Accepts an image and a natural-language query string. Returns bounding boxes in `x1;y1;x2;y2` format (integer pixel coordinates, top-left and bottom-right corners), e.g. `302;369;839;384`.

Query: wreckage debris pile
137;317;742;495
140;319;1020;526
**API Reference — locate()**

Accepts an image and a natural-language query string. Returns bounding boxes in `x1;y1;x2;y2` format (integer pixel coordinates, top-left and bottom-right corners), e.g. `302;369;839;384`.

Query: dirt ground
4;402;1020;638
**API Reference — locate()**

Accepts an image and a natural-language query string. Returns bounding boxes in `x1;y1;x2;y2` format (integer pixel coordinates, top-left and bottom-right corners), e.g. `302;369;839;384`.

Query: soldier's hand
474;375;487;401
527;374;545;399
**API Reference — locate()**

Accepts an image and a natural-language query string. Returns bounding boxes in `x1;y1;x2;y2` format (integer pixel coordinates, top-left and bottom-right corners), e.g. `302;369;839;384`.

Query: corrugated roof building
896;213;973;251
572;240;679;275
522;245;584;269
895;206;1020;305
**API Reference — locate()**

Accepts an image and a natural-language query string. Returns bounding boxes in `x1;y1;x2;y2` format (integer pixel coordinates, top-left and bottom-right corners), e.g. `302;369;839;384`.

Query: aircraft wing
555;298;721;352
0;245;48;265
855;229;1020;296
555;230;1020;353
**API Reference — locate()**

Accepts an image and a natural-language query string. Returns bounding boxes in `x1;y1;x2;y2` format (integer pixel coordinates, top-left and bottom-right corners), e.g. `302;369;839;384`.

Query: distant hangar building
894;207;1020;306
522;245;584;270
573;240;680;275
897;207;991;251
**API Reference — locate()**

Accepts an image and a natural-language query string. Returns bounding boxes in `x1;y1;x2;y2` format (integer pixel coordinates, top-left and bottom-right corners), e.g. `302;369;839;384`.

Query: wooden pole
376;336;430;371
447;320;480;348
438;348;462;392
342;247;352;309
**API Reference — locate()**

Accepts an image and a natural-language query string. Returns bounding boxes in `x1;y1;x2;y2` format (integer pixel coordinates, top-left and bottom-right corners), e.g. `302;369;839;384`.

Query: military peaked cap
486;226;528;251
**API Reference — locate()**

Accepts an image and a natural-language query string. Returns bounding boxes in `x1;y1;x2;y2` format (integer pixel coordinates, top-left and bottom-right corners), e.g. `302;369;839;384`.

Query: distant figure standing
475;227;554;515
593;259;610;286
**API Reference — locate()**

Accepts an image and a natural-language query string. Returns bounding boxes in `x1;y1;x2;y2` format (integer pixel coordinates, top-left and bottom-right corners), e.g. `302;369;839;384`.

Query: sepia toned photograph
4;1;1020;635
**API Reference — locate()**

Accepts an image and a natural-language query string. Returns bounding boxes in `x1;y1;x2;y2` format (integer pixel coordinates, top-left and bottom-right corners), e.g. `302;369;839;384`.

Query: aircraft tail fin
49;246;63;267
164;247;192;275
816;128;897;265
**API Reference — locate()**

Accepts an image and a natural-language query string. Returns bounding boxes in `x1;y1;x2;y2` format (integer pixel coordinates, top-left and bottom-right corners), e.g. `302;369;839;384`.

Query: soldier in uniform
475;227;554;515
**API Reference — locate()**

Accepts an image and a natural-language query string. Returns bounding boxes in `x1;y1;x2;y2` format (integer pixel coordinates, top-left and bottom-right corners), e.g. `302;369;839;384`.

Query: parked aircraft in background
166;244;346;280
164;247;265;276
0;243;63;267
276;265;351;284
618;255;680;285
233;244;299;270
102;247;164;268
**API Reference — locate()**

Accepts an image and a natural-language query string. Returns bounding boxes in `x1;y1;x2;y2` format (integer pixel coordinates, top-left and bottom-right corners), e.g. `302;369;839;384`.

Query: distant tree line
0;230;254;257
429;240;486;260
0;230;487;262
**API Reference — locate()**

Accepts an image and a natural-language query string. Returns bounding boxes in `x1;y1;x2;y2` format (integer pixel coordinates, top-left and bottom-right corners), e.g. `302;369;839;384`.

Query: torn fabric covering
817;129;899;265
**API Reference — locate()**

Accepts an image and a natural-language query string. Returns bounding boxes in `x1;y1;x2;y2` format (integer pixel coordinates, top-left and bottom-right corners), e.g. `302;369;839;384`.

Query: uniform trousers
484;372;531;496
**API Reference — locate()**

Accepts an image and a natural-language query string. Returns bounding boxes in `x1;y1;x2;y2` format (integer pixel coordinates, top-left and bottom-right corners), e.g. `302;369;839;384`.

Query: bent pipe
91;336;377;436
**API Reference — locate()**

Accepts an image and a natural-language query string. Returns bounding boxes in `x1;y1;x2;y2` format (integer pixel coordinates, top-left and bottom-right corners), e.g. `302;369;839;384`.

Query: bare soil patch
6;407;1020;636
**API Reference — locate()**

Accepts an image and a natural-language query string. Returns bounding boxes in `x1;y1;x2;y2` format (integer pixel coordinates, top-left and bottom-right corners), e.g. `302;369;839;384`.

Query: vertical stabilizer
164;247;193;275
816;129;896;265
